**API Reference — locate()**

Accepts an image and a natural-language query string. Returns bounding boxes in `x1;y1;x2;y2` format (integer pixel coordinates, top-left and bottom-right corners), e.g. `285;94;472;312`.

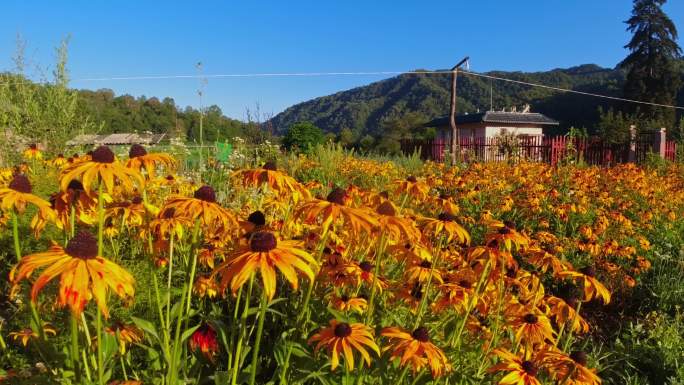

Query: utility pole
449;56;469;165
196;62;207;177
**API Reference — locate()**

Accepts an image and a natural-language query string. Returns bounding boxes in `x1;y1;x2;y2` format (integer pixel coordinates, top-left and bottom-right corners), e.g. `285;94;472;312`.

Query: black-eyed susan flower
125;144;175;179
330;294;367;314
22;144;42;161
419;213;470;244
296;187;379;236
555;267;611;304
381;326;451;378
509;310;555;345
59;146;144;194
9;324;56;346
232;161;311;202
162;185;237;232
213;231;317;300
375;201;421;242
105;321;143;355
189;324;219;361
10;230;135;317
0;174;53;214
541;349;601;385
308;319;380;371
488;349;542;385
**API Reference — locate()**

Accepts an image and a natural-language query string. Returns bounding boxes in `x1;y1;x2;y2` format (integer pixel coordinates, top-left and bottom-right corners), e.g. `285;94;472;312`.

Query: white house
426;110;559;142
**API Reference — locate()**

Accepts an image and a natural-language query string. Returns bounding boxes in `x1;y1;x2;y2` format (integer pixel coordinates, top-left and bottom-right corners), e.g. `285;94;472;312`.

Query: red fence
401;134;678;166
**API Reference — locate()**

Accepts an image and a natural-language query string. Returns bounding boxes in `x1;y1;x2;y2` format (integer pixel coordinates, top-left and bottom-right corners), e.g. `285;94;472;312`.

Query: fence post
654;128;667;159
628;125;637;163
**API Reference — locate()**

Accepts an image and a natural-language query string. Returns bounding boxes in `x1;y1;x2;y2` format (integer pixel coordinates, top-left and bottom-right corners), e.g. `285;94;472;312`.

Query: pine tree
619;0;682;127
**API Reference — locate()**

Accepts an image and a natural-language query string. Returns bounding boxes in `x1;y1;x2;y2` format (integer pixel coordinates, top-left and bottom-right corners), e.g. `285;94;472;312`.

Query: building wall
437;123;544;141
484;125;543;138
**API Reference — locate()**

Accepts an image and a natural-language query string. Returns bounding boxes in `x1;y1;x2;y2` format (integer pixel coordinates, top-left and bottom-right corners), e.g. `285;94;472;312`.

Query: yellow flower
308;319;380;371
11;230;135;317
214;231;318;300
60;146;144;194
381;326;452;378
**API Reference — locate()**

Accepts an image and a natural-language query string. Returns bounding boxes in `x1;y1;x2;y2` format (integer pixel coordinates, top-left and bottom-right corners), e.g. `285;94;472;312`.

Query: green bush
282;121;324;153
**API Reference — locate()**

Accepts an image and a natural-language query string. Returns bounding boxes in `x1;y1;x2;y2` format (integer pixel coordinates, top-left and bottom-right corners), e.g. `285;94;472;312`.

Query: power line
1;69;683;110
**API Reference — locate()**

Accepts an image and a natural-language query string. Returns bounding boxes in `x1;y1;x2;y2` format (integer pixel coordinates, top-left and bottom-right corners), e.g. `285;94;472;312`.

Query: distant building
66;132;167;147
425;109;559;142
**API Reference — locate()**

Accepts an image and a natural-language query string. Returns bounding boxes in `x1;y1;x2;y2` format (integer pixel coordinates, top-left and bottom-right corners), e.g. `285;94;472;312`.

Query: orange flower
330;294;368;314
556;267;611;304
214;231;317;300
162;185;238;232
488;348;542;385
296;187;379;236
381;326;451;378
308;319;380;371
189;324;219;361
106;321;143;354
11;230;135;317
125;144;175;178
59;146;144;194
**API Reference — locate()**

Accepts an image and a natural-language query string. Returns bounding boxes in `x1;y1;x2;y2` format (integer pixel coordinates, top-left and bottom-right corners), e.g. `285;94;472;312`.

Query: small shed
66;133;167;147
425;110;559;142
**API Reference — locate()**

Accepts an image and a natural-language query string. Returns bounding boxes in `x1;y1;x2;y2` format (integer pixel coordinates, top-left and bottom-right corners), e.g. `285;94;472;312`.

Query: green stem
96;181;105;385
365;235;388;324
232;276;255;385
249;290;269;385
11;210;22;262
71;315;82;384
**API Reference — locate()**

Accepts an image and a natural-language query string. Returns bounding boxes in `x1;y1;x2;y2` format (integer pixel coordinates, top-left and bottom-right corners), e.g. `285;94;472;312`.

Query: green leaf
131;316;160;342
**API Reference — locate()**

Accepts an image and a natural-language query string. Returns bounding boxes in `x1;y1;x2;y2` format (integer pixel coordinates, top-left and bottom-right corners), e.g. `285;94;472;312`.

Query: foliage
282;121;325;153
620;0;683;126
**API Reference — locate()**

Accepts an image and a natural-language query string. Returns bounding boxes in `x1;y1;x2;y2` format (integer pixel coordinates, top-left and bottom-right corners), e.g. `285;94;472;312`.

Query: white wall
484;126;543;138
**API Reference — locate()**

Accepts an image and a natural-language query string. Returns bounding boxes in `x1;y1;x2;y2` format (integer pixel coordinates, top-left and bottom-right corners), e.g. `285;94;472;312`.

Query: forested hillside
269;64;630;138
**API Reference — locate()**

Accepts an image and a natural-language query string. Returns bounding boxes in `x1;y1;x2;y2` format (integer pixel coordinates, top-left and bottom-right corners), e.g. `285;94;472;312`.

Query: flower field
1;143;684;385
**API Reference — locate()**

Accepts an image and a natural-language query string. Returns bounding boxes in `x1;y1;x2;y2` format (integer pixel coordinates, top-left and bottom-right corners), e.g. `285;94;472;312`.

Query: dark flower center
419;260;432;269
250;231;277;252
503;220;516;229
359;261;374;272
411;327;430;342
326;188;347;205
65;231;99;259
9;174;32;193
162;208;176;219
129;144;147;158
166;175;175;181
131;196;143;204
73;153;79;158
379;191;389;199
498;227;512;235
340;295;350;302
262;161;277;171
194;185;217;203
91;146;115;163
521;361;538;376
438;212;457;222
406;175;418;183
410;283;423;299
506;267;517;278
247;210;266;226
29;143;37;150
570;351;588;366
458;279;472;288
57;153;64;158
523;314;538;324
376;201;396;216
334;322;352;338
439;193;452;200
67;180;84;192
580;266;596;277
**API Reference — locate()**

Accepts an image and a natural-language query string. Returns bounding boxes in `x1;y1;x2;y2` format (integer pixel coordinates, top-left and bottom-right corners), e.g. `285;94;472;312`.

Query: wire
1;69;683;110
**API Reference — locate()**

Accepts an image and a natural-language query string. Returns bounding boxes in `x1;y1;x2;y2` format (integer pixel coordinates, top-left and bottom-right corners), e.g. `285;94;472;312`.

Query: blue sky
2;1;683;121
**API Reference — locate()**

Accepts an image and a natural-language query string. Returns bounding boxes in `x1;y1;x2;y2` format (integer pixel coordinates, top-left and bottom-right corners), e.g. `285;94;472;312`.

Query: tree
282;121;324;152
619;0;682;125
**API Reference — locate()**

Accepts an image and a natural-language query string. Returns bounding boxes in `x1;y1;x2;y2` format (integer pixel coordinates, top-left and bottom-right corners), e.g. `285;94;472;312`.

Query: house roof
424;111;559;127
66;133;167;146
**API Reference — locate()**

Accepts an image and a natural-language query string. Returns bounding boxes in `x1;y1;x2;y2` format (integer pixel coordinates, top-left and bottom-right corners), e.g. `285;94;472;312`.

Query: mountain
270;64;627;137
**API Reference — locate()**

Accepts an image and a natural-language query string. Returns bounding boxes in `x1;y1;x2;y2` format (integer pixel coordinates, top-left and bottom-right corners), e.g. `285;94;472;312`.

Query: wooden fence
401;133;678;166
